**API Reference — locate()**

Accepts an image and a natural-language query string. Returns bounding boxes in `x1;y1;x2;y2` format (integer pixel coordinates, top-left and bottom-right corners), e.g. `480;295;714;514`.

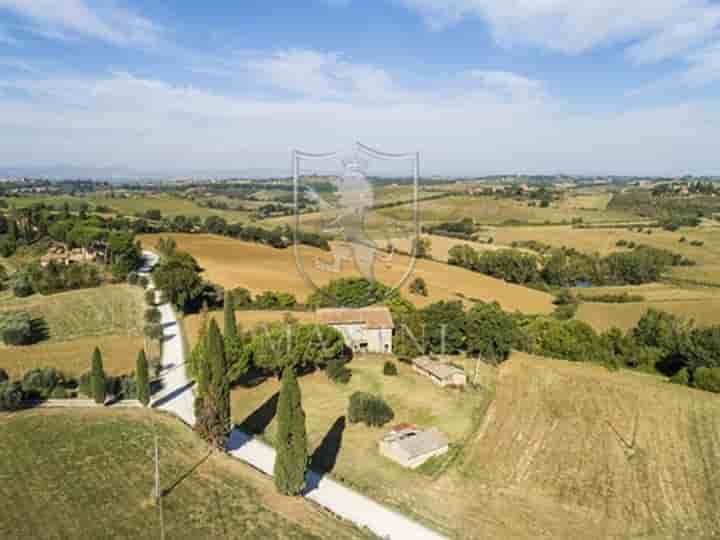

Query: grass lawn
0;409;375;540
139;234;556;315
231;354;490;535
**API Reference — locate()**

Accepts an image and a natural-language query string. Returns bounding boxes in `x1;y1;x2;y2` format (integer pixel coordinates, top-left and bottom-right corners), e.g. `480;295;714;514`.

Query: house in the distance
412;356;467;387
316;306;394;354
379;424;449;469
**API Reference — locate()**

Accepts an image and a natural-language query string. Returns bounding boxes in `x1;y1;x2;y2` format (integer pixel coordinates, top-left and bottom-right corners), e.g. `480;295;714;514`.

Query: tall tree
91;347;106;404
195;319;230;447
136;349;150;406
224;290;237;340
274;367;308;496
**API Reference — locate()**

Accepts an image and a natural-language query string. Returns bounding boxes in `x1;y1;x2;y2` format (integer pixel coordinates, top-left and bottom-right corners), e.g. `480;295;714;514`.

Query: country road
140;251;448;540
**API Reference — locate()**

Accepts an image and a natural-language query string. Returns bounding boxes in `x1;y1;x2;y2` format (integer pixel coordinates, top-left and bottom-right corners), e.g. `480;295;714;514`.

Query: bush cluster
347;392;394;427
383;361;398;376
326;357;352;384
0;311;35;346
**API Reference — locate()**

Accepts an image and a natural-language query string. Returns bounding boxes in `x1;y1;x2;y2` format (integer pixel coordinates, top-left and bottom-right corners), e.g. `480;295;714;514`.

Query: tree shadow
30;317;50;344
162;449;212;498
238;392;278;435
309;416;346;474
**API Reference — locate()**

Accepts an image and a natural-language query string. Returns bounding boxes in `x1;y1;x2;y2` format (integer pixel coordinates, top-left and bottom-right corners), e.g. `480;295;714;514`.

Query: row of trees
448;243;694;287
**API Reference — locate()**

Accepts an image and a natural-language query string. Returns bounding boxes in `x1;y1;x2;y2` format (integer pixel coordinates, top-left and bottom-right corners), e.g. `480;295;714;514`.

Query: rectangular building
316;307;394;354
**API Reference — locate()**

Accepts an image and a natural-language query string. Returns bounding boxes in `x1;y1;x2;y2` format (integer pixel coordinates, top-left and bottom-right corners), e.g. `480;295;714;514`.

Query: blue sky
1;0;719;176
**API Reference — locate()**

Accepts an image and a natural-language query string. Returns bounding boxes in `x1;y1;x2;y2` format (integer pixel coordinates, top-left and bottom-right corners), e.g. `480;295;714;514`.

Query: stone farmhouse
315;307;394;354
413;356;467;387
40;241;108;268
379;424;449;469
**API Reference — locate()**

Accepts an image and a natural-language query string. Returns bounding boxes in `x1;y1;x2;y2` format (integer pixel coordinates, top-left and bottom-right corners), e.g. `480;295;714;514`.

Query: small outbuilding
412;356;467;387
379;424;449;469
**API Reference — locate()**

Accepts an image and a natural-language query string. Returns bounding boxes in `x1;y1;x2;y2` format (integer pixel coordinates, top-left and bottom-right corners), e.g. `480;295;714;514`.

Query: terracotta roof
413;356;465;380
316;307;394;329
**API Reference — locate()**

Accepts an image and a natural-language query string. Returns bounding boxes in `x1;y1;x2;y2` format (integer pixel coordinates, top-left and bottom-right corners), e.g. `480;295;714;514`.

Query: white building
316;307;394;354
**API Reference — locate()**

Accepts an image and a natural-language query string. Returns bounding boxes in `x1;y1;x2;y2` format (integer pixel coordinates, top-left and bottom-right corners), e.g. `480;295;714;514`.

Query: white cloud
0;69;718;176
0;0;163;47
396;0;720;61
464;70;545;100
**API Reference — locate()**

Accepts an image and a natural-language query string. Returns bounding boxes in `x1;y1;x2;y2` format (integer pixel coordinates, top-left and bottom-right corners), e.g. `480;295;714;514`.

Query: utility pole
154;435;165;540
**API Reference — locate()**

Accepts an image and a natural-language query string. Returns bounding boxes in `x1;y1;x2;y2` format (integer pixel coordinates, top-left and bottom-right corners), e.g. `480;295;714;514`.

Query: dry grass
0;335;145;379
139;234;556;314
375;194;635;226
231;354;487;534
0;409;374;540
0;284;145;344
577;299;720;332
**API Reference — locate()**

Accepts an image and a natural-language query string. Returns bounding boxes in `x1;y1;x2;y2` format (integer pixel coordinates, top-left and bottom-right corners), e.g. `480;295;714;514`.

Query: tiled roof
316;307;394;329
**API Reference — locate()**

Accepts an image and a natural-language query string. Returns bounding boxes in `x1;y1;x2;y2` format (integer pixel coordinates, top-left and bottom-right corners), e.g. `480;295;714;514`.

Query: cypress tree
224;290;237;341
136;349;150;406
274;367;308;496
195;319;230;447
91;347;106;405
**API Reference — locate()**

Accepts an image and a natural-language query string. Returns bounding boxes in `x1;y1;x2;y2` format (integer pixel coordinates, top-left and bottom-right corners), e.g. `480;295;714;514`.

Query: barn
316;307;394;354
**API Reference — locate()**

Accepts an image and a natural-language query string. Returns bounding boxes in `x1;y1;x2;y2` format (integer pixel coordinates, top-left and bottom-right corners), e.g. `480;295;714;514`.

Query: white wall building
316;307;394;354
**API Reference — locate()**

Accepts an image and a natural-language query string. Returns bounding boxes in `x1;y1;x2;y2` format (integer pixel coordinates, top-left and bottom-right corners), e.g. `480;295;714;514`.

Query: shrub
679;237;687;243
144;307;162;324
50;386;68;399
145;290;156;305
0;368;8;383
670;367;690;386
13;278;33;298
0;312;34;346
0;381;23;411
693;367;720;393
408;277;428;296
690;240;705;247
138;276;149;289
21;367;63;399
348;392;394;427
127;272;139;285
383;361;398;376
326;358;352;384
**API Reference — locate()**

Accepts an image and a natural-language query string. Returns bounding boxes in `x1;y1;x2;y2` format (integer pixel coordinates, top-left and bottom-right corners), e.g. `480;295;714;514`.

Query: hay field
384;234;536;262
577;299;720;332
307;352;719;539
231;355;487;536
183;310;316;349
0;410;374;540
0;335;145;380
0;284;147;379
375;194;636;226
139;234;556;314
0;284;145;344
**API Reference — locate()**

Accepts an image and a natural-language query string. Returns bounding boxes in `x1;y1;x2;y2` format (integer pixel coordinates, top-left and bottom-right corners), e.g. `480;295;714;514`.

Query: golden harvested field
0;335;144;379
577;299;720;332
183;310;316;349
0;284;145;344
231;354;488;536
384;233;537;261
0;410;374;540
375;194;636;226
139;234;556;314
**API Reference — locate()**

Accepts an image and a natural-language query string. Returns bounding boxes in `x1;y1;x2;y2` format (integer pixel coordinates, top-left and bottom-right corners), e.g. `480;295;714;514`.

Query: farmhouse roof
413;356;465;380
382;427;448;460
316;307;394;329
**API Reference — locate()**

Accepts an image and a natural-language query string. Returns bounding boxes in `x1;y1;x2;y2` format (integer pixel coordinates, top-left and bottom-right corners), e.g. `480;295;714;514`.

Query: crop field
7;193;250;222
0;284;146;379
374;194;637;226
384;233;537;262
231;355;488;535
138;234;556;314
0;410;374;540
577;299;720;332
183;310;316;349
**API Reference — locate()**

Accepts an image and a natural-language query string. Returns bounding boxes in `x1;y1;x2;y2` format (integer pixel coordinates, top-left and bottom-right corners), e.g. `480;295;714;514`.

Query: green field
0;410;375;540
